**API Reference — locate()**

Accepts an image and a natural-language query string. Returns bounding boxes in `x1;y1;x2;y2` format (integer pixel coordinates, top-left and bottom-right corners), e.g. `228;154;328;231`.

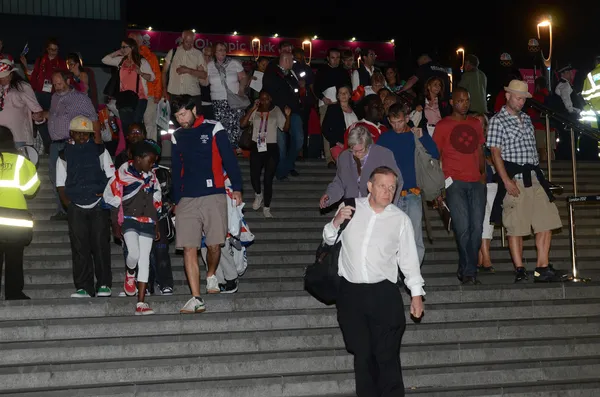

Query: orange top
139;45;162;99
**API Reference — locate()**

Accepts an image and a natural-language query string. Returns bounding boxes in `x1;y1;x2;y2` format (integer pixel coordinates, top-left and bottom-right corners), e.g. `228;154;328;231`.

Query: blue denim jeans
49;141;67;214
397;193;425;265
276;112;303;179
445;180;486;278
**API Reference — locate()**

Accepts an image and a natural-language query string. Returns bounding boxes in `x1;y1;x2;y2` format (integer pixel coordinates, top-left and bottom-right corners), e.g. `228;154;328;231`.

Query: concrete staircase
1;158;600;396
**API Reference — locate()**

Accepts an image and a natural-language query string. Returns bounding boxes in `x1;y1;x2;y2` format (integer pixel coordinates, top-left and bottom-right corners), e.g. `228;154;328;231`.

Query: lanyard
258;111;269;135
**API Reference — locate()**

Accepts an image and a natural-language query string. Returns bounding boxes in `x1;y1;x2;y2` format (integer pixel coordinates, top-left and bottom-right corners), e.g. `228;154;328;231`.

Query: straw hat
504;80;532;98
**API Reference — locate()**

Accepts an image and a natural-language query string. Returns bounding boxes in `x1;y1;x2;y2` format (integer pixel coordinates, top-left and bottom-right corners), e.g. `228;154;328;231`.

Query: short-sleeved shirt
165;46;206;96
487;106;539;179
433;116;484;182
0;82;43;145
207;59;244;101
248;106;286;144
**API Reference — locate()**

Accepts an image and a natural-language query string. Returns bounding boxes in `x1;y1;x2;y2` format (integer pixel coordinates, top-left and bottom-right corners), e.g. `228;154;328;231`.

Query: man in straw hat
487;80;564;283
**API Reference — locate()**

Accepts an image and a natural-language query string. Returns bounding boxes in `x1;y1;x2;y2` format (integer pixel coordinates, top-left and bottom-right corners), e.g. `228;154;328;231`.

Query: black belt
52;139;68;143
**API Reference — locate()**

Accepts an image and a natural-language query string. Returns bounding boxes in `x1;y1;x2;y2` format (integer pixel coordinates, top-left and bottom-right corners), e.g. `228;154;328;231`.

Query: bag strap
334;197;356;243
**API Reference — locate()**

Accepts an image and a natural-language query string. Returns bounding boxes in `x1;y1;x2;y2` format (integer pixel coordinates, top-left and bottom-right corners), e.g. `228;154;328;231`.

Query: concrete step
1;374;600;397
0;291;598;321
0;348;599;392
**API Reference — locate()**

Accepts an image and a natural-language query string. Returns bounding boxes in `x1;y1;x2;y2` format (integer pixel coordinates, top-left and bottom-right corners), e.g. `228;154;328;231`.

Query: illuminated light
556;137;561;143
233;31;238;35
536;17;553;67
456;48;465;72
192;29;196;33
251;38;261;60
302;40;312;65
351;37;356;42
313;35;318;40
299;71;306;78
390;39;395;44
294;88;299;93
538;20;551;27
147;26;152;31
274;33;278;38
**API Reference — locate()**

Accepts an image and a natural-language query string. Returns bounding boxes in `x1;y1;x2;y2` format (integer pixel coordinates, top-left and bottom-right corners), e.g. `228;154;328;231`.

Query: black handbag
304;198;355;305
238;126;253;150
115;74;140;111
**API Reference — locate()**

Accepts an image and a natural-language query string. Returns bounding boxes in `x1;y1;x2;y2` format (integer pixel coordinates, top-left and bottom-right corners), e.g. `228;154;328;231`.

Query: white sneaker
180;296;206;314
206;275;220;294
263;207;273;218
252;193;263;210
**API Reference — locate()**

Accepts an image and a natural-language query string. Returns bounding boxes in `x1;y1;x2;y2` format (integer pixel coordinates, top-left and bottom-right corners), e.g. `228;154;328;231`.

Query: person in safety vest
0;125;41;300
579;56;600;129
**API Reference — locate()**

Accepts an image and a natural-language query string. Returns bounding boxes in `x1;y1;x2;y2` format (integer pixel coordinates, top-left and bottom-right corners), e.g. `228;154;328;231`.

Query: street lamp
456;47;465;72
537;17;553;86
302;39;312;65
251;38;260;61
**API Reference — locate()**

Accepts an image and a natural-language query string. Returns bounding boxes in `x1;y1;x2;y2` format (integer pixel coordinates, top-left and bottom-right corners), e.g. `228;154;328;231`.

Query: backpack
414;133;445;201
304;198;355;305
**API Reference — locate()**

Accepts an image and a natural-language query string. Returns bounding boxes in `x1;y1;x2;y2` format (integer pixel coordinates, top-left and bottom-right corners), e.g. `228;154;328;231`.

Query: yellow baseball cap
69;116;94;133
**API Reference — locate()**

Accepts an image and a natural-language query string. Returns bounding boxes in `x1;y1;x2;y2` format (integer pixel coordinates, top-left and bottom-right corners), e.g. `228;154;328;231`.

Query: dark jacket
263;65;302;114
490;161;554;224
171;118;242;204
415;96;452;129
314;65;351;100
321;103;347;145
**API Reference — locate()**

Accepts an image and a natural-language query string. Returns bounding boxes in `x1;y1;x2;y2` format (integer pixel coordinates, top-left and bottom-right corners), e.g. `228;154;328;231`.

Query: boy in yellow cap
56;116;115;298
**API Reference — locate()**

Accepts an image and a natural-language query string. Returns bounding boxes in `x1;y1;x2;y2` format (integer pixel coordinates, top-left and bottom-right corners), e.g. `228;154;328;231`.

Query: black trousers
0;244;25;299
250;142;279;207
337;278;407;397
150;216;174;289
67;204;112;296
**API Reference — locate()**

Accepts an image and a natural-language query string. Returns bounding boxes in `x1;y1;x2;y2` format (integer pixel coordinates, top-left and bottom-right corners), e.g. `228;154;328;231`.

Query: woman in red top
526;76;555;161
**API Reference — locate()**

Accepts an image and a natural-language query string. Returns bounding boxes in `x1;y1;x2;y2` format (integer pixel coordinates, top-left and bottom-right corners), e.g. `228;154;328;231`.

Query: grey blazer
325;144;403;206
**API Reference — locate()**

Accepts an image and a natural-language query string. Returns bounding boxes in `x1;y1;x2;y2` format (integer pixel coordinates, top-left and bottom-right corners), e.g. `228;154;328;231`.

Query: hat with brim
557;64;574;74
69;116;95;133
504;79;532;98
0;59;15;78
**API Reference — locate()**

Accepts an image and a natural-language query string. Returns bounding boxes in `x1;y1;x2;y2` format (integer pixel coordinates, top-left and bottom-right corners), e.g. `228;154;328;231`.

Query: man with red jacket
170;95;243;314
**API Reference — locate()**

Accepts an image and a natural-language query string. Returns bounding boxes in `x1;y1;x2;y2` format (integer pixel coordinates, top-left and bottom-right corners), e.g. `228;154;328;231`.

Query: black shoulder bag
304;197;356;305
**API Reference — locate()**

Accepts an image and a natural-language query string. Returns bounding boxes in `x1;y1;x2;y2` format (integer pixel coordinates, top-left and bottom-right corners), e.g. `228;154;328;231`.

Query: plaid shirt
48;89;97;141
487;106;539;179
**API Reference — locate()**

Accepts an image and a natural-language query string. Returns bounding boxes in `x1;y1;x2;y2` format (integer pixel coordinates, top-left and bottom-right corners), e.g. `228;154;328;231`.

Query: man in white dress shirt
323;166;425;397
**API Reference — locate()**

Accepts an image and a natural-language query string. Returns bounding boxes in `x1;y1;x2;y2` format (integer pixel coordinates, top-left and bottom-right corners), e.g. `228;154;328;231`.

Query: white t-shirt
248;106;286;144
207;59;244;101
56;148;115;209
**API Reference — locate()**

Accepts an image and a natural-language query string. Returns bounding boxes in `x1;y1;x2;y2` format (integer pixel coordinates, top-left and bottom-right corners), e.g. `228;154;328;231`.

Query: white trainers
252;193;263;210
263;207;273;218
180;296;206;314
206;275;220;294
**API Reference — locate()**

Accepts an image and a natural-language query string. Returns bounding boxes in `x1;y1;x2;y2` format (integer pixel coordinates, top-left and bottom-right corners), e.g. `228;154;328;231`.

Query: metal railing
525;98;599;282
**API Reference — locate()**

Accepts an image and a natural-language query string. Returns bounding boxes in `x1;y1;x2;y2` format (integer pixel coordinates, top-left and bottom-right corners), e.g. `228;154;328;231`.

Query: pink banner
519;69;542;94
127;30;396;61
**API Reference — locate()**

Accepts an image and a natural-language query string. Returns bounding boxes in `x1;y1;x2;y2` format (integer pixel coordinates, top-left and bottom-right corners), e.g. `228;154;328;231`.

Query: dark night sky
126;0;600;91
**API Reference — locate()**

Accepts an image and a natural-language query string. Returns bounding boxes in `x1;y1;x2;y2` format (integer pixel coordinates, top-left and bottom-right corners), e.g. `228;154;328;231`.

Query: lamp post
456;47;465;72
537;17;553;88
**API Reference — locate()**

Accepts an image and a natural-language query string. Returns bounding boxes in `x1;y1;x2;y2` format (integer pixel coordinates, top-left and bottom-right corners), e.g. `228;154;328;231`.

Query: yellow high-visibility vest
579;65;600;129
0;152;40;228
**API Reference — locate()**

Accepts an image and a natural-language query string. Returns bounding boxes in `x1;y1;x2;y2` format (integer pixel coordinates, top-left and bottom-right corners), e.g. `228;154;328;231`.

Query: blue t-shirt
377;130;440;191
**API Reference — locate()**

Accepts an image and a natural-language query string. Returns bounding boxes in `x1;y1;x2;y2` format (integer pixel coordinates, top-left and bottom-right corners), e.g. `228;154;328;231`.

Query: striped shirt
48;89;97;141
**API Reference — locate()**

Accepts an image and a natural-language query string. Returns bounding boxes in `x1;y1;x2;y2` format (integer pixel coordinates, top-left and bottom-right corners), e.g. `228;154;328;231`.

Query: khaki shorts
534;129;556;150
175;194;227;248
502;179;562;236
